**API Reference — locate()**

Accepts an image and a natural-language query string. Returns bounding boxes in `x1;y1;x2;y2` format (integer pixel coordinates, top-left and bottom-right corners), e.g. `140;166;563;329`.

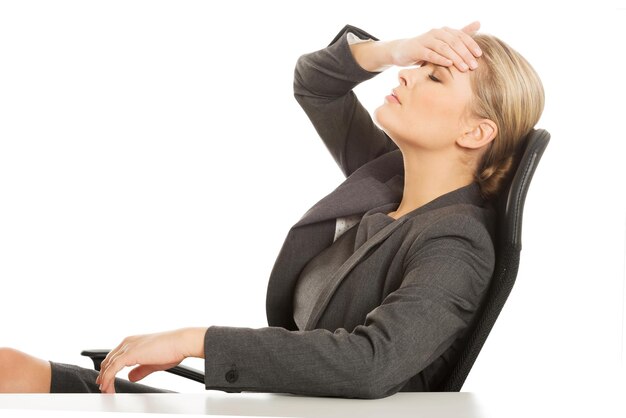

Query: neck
389;149;474;219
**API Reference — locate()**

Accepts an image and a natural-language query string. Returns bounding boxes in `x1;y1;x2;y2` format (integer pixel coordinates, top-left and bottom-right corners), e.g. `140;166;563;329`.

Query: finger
101;349;127;392
419;46;455;67
100;339;129;372
460;20;480;34
426;35;467;71
99;344;127;384
438;27;479;70
101;359;126;394
101;349;133;394
96;348;121;385
454;25;483;57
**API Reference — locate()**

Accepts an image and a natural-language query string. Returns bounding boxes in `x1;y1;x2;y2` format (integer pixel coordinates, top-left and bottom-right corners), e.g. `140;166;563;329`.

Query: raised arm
293;24;399;178
293;22;484;178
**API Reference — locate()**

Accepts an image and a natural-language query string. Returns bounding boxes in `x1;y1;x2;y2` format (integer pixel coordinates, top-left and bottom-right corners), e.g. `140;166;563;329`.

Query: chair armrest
80;349;205;384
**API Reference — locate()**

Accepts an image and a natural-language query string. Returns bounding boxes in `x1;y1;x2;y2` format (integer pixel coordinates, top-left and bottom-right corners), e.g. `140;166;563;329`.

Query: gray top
293;202;398;331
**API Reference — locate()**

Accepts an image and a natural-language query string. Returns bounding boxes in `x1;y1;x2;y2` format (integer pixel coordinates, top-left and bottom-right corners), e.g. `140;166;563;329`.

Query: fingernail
460;62;468;70
469;60;478;69
99;384;102;391
474;48;482;56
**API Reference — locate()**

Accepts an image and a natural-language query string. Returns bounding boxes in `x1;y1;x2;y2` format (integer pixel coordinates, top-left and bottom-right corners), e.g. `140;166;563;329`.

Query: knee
0;348;25;390
0;347;51;393
0;347;25;370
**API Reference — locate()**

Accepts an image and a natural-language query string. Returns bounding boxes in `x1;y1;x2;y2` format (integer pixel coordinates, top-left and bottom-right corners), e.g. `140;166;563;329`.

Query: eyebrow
437;65;454;80
423;62;454;80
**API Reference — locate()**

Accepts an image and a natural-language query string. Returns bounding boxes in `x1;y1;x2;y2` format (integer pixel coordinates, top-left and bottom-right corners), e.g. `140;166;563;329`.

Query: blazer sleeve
203;213;496;399
293;24;399;178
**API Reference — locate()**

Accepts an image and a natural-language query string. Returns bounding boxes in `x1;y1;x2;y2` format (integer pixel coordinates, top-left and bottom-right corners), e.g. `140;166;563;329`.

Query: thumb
461;20;481;34
128;365;159;382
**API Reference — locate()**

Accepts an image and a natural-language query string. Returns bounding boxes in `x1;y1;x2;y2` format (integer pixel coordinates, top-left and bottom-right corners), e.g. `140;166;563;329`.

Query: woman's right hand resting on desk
350;20;483;73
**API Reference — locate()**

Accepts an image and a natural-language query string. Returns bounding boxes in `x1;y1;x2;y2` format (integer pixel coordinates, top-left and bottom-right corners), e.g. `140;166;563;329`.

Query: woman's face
373;62;476;152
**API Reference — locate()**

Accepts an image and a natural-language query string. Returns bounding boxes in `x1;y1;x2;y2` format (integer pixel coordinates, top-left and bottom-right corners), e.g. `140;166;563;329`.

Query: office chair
439;127;551;391
82;128;551;391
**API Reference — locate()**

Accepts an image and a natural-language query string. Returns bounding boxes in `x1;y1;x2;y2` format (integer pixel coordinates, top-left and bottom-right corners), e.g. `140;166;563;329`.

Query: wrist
349;39;394;73
181;327;208;359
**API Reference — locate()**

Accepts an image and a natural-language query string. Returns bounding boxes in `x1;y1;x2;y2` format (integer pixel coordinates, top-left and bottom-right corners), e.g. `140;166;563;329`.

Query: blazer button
225;369;238;383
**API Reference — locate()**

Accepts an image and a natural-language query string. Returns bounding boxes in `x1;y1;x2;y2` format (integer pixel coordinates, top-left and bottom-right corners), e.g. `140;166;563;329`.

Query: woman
0;20;544;398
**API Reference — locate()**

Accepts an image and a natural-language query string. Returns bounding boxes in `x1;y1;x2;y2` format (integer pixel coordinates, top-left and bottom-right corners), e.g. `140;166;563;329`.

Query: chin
373;106;392;131
374;109;403;141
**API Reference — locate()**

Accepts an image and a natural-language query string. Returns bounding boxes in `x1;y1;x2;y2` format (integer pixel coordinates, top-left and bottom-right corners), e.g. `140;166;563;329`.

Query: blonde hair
465;33;545;201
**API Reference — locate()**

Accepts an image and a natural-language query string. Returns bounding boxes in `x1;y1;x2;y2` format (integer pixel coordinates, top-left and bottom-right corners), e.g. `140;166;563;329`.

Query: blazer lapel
266;170;403;330
293;175;402;228
294;148;405;228
302;215;411;330
265;218;336;330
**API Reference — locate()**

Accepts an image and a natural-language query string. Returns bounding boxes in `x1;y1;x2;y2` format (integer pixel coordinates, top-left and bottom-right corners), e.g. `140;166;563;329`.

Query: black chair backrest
439;128;551;391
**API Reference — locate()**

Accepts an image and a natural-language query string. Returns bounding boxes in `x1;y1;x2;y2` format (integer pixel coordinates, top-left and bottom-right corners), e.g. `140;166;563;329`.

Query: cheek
411;93;448;117
403;94;466;148
408;92;467;131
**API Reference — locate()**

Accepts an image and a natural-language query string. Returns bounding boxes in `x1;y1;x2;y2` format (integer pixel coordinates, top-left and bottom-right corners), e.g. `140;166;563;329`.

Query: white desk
1;389;625;418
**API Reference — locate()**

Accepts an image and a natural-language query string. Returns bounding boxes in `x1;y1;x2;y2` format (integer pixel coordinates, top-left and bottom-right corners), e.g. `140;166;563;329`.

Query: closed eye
428;74;440;82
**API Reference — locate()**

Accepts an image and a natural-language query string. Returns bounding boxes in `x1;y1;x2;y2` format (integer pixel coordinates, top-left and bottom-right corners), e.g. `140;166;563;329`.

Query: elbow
356;371;403;400
362;384;398;400
292;54;314;101
356;383;397;400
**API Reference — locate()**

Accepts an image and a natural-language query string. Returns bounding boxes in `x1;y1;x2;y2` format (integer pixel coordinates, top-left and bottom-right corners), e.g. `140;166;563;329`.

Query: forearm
349;39;397;73
203;325;389;398
293;27;384;102
292;25;399;177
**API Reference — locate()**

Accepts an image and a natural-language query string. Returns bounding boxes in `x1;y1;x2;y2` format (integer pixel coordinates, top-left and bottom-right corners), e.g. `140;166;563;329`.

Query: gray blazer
202;24;497;399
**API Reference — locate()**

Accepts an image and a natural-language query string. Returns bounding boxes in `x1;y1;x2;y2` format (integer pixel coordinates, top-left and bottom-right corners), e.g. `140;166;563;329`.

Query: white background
1;0;625;396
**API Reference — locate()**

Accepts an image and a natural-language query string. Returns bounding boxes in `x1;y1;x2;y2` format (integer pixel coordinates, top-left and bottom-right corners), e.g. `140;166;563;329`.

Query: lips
391;89;401;104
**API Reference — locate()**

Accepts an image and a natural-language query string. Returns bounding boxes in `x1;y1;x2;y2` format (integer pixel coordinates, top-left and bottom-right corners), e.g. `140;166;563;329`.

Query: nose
397;67;419;88
398;69;408;87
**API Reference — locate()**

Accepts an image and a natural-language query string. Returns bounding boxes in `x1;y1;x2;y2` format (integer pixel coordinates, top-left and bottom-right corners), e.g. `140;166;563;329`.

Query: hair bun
476;154;514;201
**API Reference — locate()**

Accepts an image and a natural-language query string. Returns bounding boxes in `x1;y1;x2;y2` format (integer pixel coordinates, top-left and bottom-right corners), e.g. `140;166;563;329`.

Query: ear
457;119;497;150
